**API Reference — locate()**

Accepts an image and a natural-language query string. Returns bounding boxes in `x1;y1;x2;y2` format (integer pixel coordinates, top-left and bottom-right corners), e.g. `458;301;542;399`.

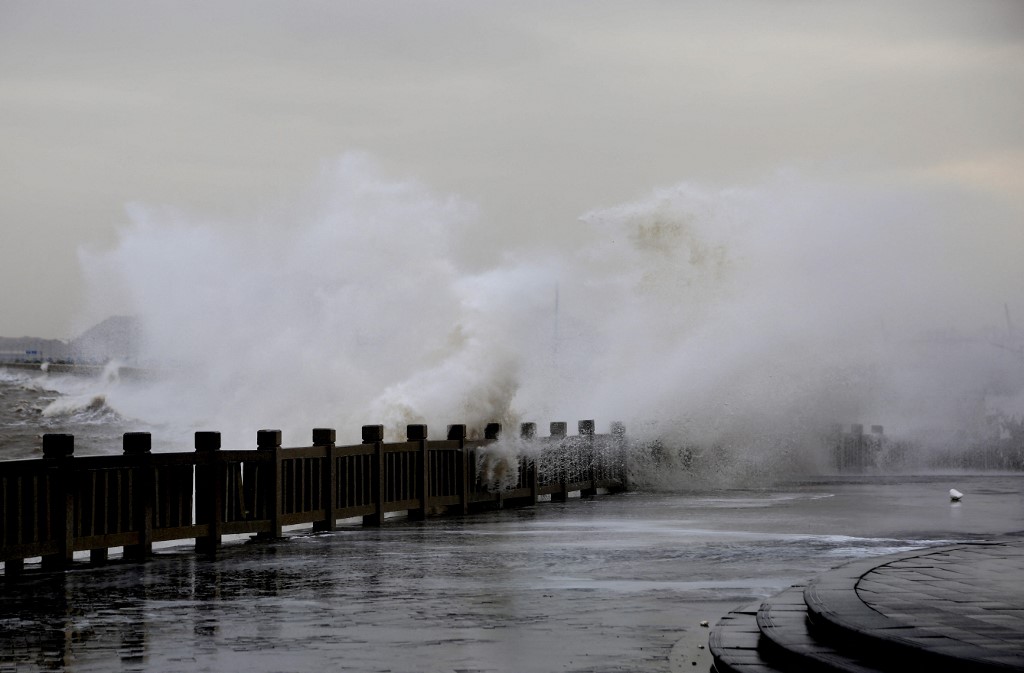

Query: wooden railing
1;420;627;576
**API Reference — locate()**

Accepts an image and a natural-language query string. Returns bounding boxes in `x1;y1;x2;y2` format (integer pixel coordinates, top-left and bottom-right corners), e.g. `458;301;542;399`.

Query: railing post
407;424;429;521
123;432;154;561
550;422;568;502
362;425;385;526
312;428;337;532
41;433;74;571
579;420;597;498
448;424;468;515
521;423;538;505
195;431;222;554
257;430;283;539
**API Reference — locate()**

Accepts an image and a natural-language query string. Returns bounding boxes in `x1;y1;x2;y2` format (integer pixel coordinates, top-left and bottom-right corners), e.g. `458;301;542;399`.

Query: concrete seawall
1;361;154;381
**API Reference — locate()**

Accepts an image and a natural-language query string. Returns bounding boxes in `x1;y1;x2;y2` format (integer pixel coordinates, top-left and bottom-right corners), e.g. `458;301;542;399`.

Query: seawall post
579;420;596;497
257;430;283;539
550;422;568;502
448;424;468;515
195;431;223;554
521;422;538;505
312;428;337;532
408;424;429;521
611;422;628;491
485;423;502;508
123;432;154;561
362;425;385;526
40;433;74;570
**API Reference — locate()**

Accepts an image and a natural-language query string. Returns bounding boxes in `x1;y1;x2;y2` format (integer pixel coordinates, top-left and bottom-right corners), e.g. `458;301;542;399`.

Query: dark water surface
2;474;1022;673
0;370;142;460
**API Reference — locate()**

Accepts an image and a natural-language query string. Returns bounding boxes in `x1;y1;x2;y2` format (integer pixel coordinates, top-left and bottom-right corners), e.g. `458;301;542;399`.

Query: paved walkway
850;541;1024;670
713;538;1024;673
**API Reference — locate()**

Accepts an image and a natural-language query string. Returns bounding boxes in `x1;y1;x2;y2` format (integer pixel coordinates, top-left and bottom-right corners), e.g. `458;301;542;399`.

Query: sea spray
556;176;1024;478
476;436;534;491
73;154;1024;480
77;154;480;446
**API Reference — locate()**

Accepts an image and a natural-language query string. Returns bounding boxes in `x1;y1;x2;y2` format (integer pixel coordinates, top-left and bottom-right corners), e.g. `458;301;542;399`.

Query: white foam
40;393;113;419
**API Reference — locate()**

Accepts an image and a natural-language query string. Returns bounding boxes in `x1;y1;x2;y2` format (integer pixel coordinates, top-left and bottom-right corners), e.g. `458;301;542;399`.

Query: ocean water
0;367;142;460
0;366;290;458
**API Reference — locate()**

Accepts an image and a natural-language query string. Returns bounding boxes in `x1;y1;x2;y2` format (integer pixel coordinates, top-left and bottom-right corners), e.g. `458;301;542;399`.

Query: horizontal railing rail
0;420;627;577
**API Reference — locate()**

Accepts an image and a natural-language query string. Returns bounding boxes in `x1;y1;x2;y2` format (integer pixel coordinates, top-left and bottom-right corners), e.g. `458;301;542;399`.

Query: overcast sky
2;1;1022;339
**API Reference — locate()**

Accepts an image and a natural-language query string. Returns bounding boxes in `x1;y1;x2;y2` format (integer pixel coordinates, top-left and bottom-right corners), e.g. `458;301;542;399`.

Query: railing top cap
362;424;384;443
123;431;152;455
195;431;222;452
312;428;336;445
42;433;74;459
257;429;282;448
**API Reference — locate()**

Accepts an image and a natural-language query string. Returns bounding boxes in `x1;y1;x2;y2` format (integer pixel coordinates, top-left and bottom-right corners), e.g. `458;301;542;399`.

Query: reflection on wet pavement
3;476;1023;673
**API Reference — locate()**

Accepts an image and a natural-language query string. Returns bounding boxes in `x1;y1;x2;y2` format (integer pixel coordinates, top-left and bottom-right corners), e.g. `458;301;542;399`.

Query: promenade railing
0;420;627;576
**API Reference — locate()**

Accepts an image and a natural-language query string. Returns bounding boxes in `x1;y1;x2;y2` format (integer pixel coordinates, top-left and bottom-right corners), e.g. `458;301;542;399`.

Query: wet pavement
3;475;1024;673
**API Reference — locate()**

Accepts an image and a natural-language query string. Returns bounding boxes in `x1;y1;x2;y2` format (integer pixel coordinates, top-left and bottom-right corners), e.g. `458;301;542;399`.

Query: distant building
0;337;70;362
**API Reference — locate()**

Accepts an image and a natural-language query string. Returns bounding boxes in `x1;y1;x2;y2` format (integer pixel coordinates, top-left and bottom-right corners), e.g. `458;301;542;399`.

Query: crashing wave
19;377;61;393
41;394;121;423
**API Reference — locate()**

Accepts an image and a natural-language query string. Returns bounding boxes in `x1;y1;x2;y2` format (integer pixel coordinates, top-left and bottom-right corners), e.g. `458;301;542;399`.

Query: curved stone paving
711;538;1024;673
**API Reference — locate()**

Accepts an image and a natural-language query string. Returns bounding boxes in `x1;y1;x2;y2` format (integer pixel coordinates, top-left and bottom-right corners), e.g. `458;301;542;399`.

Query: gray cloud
1;0;1022;337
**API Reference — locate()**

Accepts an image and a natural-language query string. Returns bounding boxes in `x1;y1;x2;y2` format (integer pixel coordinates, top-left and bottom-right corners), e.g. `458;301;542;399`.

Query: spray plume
76;154;1024;479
